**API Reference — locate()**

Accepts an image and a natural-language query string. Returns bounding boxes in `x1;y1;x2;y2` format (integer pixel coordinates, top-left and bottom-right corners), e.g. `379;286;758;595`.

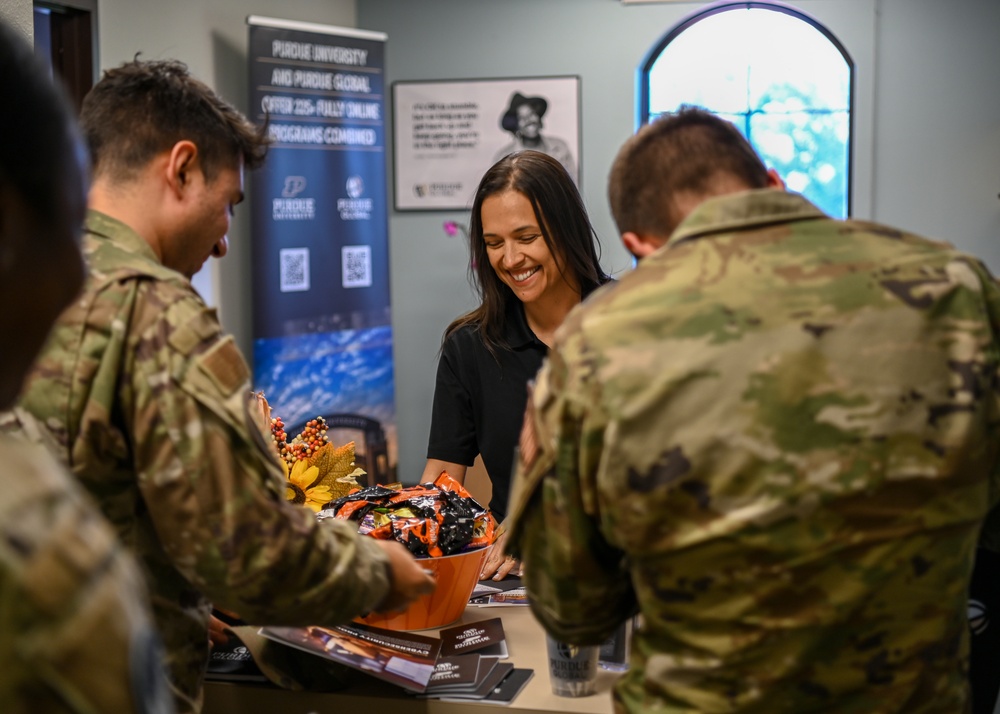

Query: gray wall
359;0;1000;483
0;0;31;38
872;0;1000;265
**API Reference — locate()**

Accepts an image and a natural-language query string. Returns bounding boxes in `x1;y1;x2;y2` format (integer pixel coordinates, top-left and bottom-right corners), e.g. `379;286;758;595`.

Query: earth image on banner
253;325;398;482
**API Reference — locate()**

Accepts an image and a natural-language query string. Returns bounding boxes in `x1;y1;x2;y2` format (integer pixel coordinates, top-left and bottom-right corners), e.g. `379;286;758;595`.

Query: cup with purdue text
545;634;599;697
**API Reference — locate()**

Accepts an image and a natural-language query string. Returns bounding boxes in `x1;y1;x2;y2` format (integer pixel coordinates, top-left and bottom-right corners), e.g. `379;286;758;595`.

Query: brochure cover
439;617;508;658
417;661;515;701
469;576;525;601
258;622;442;692
405;654;505;694
471;667;534;706
469;587;529;607
423;654;484;691
204;634;268;684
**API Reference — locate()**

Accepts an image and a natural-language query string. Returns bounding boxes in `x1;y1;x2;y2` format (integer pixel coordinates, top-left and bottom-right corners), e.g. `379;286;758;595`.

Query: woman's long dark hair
445;151;610;356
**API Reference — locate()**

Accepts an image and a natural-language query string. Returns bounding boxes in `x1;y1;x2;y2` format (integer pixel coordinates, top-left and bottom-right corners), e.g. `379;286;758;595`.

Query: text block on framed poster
392;75;581;211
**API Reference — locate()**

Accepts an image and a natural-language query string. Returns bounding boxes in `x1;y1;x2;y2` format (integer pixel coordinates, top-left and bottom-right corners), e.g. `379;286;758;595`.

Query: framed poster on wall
392;75;581;211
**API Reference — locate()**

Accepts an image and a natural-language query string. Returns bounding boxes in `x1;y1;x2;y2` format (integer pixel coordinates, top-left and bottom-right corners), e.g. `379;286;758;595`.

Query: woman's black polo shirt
426;299;546;521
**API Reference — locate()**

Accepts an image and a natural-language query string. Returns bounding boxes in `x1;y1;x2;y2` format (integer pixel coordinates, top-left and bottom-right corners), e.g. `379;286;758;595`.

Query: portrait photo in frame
392;75;581;211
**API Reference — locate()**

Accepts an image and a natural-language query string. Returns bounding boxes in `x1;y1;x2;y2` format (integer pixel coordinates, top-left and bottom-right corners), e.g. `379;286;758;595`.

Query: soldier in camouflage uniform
0;21;173;714
3;59;435;713
507;107;1000;712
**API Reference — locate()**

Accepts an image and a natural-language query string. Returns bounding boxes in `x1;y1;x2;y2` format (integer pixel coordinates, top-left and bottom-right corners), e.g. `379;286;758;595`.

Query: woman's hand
479;530;522;581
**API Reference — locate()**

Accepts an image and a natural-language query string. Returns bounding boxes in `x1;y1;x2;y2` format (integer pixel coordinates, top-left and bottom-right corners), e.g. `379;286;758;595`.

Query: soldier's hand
372;539;437;614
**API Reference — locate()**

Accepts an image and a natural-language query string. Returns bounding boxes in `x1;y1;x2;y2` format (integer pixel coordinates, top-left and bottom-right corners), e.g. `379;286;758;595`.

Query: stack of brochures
204;634;269;684
205;610;267;684
415;655;532;703
258;622;442;692
412;618;532;703
468;576;530;607
257;616;532;704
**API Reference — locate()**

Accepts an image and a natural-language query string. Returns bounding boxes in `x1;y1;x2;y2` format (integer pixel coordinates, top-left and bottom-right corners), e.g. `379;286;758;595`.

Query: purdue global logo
272;175;315;221
413;181;462;198
338;175;372;220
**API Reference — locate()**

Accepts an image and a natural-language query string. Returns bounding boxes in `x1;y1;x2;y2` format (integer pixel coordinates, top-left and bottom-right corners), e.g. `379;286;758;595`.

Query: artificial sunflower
283;459;334;512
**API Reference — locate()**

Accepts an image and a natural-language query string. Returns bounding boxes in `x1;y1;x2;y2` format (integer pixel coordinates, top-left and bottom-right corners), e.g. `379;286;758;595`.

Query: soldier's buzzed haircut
80;58;269;182
609;106;770;238
0;21;83;221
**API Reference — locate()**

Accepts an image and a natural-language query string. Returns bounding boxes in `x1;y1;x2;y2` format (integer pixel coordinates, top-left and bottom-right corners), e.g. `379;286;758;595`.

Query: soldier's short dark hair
609;106;770;238
80;58;269;182
0;20;83;221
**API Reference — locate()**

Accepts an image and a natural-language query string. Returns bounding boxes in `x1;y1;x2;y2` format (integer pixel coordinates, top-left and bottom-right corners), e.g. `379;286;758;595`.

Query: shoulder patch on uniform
163;295;223;356
195;336;250;398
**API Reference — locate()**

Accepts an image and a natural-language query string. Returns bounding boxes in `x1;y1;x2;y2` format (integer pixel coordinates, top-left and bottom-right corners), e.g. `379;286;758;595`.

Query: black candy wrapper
319;473;495;557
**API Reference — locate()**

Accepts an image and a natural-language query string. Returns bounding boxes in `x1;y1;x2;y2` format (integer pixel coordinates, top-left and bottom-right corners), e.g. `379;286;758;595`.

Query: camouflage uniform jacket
507;190;1000;713
5;211;392;713
0;436;174;714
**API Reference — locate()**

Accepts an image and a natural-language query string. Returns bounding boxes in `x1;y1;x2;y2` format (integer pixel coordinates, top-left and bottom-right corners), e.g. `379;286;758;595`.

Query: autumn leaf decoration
252;391;367;511
308;441;367;500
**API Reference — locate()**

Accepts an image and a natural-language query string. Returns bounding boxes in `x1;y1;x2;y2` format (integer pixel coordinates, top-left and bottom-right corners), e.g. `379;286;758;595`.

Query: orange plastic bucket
357;545;491;631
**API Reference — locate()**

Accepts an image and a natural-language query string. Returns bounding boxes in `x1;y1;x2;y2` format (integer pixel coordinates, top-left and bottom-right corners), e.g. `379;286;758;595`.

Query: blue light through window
642;4;853;218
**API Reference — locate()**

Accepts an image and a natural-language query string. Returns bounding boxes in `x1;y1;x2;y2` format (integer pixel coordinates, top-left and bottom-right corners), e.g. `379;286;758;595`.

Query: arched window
641;2;853;218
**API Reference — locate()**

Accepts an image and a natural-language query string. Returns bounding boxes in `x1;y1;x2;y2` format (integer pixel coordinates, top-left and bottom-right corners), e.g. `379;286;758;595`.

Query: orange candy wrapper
319;471;496;558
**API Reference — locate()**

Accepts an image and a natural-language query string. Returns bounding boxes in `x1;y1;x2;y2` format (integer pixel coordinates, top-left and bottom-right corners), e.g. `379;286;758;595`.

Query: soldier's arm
124;288;393;624
978;265;1000;553
507;344;636;645
0;441;173;714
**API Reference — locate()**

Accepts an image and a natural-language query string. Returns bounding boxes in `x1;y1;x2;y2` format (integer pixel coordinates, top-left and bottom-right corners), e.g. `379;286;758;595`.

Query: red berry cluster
271;416;329;467
270;416;287;446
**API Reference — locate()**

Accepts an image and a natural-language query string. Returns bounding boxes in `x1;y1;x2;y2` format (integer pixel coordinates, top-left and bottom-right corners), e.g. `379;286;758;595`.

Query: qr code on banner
342;245;372;288
279;248;310;292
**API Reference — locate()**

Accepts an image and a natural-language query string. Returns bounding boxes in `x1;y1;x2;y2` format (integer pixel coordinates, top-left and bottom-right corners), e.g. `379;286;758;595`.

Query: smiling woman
421;150;613;580
481;189;582;334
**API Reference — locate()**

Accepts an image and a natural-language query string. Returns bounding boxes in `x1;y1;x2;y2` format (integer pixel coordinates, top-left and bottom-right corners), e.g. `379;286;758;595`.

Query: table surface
204;605;621;714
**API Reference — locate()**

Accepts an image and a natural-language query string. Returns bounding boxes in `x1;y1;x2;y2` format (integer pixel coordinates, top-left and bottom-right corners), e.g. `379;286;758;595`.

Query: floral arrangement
443;220;467;238
252;392;366;512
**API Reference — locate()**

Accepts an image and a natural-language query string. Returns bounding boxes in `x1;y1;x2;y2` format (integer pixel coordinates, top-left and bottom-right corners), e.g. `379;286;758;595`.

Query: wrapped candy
321;472;496;557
